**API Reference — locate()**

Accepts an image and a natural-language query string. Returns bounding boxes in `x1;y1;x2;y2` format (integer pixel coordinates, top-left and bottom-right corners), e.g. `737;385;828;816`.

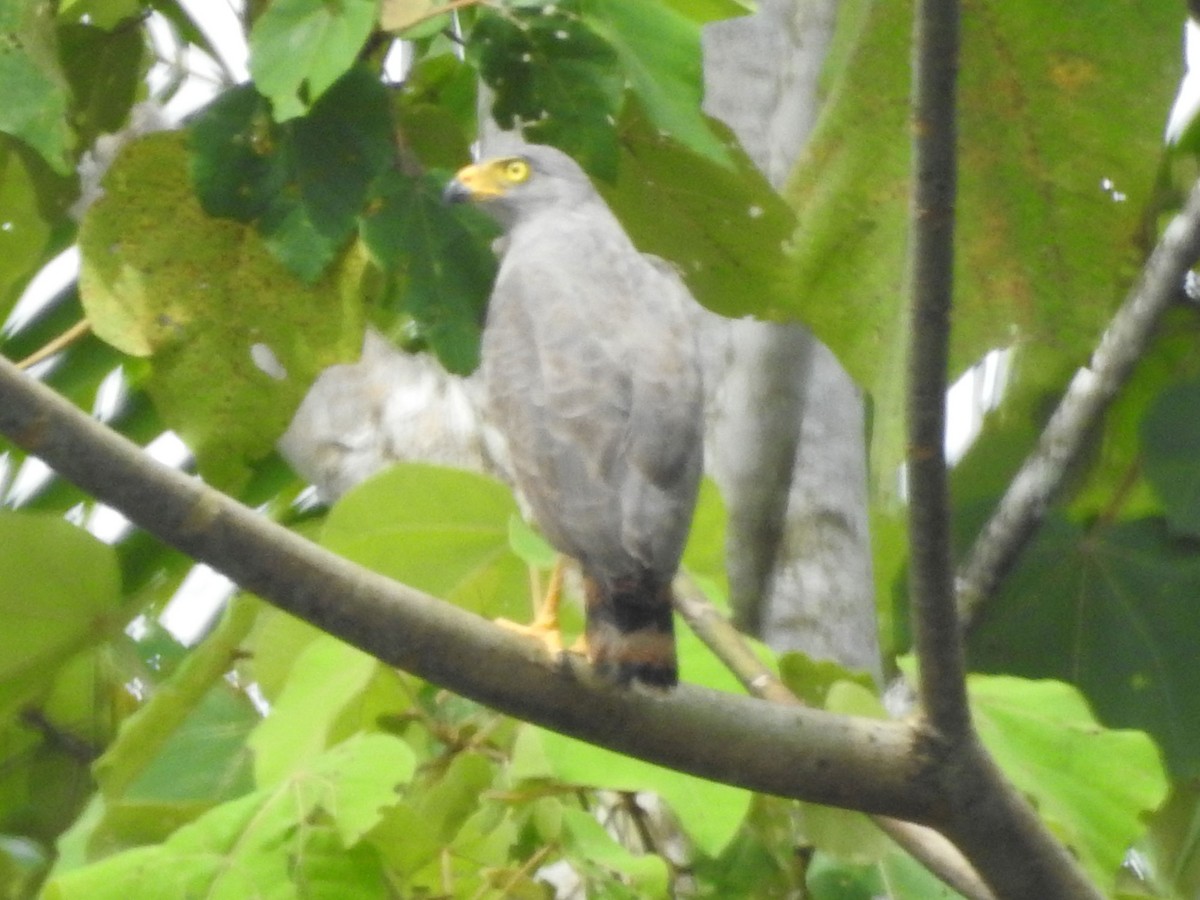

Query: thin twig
906;0;969;739
15;319;93;370
673;578;994;900
673;576;801;707
957;177;1200;627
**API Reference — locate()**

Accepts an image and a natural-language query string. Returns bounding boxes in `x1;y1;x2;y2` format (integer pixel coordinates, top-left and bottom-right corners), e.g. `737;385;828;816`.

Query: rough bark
700;0;881;679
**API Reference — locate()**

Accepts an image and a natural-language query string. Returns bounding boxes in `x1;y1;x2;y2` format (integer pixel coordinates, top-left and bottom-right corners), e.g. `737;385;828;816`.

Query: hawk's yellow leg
496;556;567;656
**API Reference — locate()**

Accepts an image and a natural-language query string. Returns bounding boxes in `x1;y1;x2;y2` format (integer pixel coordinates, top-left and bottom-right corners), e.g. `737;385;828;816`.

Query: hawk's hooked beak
442;162;506;204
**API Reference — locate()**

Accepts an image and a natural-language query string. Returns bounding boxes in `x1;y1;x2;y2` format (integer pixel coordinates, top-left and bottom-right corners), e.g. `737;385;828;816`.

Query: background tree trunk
701;0;881;680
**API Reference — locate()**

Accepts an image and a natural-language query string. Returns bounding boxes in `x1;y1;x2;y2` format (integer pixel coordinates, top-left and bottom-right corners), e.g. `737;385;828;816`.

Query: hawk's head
443;145;594;225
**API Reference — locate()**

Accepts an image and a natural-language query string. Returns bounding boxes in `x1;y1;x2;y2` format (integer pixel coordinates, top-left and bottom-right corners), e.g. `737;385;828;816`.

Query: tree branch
957;175;1200;626
0;336;1108;896
0;354;925;818
903;2;1103;896
906;0;970;739
674;579;995;900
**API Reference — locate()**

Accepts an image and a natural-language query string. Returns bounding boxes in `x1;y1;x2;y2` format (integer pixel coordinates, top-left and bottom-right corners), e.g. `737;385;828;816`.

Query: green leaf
969;517;1200;780
371;751;495;876
785;0;1178;516
306;733;417;846
508;514;557;569
248;0;379;121
680;477;731;605
189;84;289;222
560;805;670;898
393;54;478;170
806;851;883;900
57;0;141;30
0;138;53;316
970;675;1168;890
600;103;795;320
1141;378;1200;538
122;685;257;806
190;69;396;281
0;3;73;174
778;651;876;709
470;2;623;179
1141;783;1200;900
360;171;497;374
657;0;752;23
58;22;145;152
78;131;367;490
80;686;259;855
45;732;410;899
582;0;728;166
876;849;966;899
321;464;530;620
511;719;751;858
0;512;122;717
239;605;329;704
247;634;380;785
0;649;114;860
1065;308;1200;527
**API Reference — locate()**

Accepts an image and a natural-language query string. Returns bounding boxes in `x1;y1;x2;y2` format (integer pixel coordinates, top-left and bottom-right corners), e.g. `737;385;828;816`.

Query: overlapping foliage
0;0;1195;897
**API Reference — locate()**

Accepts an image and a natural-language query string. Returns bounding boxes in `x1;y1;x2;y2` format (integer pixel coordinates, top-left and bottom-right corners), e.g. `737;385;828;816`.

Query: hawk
444;144;704;687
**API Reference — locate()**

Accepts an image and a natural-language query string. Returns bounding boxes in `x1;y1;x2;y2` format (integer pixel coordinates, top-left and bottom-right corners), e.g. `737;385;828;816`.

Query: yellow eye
503;158;531;183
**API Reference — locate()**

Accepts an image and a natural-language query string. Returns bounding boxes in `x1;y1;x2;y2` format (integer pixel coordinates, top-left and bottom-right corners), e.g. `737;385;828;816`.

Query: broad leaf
78;132;367;490
601;103;796;321
0;512;122;717
971;675;1168;891
360;171;497;374
1141;378;1200;538
247;0;379;121
582;0;728;165
58;21;144;149
0;3;73;174
321;464;529;620
969;517;1200;780
511;722;751;859
470;1;623;178
392;53;478;170
44;732;413;899
560;806;670;897
247;635;379;785
0;139;53;318
57;0;142;31
786;0;1179;515
190;68;396;282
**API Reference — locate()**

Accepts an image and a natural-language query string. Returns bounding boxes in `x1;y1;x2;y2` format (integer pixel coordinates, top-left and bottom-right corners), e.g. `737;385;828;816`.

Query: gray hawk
444;144;705;687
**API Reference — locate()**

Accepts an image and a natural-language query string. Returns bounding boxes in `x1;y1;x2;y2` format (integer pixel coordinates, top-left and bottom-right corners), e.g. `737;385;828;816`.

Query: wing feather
482;204;703;585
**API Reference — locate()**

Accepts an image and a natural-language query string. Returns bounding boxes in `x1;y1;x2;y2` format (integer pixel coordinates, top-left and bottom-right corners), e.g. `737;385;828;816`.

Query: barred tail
583;573;678;688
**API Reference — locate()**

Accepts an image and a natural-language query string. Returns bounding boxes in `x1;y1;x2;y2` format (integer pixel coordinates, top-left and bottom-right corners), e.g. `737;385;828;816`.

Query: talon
495;556;568;658
496;615;565;656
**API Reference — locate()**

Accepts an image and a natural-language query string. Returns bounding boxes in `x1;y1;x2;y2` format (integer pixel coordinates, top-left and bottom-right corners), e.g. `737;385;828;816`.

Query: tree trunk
701;0;881;679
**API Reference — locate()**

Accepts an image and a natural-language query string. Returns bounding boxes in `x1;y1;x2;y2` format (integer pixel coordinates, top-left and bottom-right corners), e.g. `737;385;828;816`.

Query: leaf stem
15;320;93;370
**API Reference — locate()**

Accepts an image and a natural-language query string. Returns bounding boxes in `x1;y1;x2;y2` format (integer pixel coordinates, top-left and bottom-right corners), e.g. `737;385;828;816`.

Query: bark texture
701;0;881;679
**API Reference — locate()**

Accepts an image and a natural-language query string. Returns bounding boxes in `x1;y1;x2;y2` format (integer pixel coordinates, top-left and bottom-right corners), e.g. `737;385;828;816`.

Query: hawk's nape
445;144;704;687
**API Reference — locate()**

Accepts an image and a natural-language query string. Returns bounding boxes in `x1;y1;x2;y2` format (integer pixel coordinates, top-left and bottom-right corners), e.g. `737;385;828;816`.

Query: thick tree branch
957;176;1200;626
906;0;970;740
0;354;924;818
